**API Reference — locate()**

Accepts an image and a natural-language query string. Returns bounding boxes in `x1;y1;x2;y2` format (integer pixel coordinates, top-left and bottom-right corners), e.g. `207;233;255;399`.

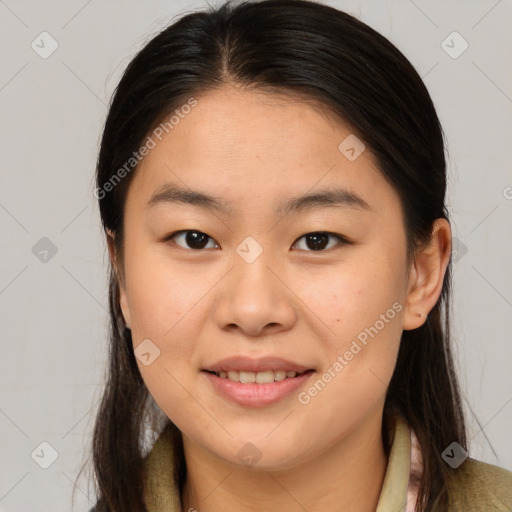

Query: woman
85;0;512;510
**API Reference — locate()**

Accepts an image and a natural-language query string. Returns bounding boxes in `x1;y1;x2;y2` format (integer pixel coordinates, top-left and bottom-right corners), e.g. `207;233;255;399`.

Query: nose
213;252;297;337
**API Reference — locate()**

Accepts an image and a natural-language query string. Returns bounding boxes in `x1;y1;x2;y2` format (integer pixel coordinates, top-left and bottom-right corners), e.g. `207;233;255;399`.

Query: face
115;86;413;469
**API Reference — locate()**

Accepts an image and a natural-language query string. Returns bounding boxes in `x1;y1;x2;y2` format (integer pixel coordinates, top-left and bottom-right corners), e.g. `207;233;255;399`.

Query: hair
84;0;468;510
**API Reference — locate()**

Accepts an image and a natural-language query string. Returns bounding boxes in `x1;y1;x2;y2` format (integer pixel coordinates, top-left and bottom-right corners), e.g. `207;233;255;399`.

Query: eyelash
163;230;350;252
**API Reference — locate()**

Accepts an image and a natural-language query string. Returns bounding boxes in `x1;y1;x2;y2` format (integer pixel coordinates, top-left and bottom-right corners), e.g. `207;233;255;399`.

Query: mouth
201;357;316;407
203;368;314;384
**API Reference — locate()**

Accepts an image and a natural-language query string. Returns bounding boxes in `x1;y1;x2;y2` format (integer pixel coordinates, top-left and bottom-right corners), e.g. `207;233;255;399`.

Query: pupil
307;233;328;251
186;231;208;249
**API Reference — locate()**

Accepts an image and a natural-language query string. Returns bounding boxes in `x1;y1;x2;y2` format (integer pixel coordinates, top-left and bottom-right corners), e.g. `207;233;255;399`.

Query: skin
108;85;451;512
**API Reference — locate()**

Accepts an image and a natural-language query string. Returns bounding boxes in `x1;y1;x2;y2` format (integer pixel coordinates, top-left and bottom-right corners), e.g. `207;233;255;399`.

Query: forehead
125;86;397;217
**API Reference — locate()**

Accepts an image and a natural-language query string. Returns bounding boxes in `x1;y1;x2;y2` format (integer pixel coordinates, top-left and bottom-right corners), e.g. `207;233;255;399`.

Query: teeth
274;370;287;381
227;371;239;381
256;371;274;384
239;371;256;383
216;369;302;383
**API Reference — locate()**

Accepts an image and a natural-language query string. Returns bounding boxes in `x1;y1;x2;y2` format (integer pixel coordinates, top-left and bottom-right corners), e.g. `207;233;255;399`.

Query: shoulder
447;457;512;511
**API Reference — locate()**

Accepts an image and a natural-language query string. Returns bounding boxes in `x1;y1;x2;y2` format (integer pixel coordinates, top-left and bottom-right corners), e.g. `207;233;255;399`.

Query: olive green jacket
142;415;512;511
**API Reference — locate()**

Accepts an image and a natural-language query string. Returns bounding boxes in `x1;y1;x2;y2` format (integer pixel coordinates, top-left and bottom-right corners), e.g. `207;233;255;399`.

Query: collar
376;413;415;512
144;414;418;512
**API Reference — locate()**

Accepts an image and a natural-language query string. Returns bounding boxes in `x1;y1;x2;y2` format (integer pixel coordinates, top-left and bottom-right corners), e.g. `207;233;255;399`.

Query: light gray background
1;0;511;510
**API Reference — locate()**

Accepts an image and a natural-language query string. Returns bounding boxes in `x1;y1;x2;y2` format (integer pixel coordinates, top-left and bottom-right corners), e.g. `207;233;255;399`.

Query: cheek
296;268;403;428
126;259;209;432
124;245;210;339
297;249;406;395
123;252;214;411
138;359;205;444
297;253;405;341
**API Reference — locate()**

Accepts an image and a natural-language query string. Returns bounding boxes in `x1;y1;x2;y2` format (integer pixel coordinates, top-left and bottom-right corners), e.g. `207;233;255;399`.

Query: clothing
91;414;512;511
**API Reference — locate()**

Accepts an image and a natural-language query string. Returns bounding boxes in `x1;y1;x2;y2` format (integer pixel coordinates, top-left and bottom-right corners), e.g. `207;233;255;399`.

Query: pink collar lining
405;424;423;512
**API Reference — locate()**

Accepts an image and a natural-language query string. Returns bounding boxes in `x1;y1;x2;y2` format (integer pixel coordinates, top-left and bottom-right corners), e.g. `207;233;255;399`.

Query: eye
164;230;349;252
292;231;348;252
166;230;219;250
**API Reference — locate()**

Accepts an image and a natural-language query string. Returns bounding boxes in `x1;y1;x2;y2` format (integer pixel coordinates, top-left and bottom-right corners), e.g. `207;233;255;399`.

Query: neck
181;406;388;512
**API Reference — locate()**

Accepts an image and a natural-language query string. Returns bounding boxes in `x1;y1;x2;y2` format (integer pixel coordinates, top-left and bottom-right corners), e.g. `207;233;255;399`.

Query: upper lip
203;356;313;373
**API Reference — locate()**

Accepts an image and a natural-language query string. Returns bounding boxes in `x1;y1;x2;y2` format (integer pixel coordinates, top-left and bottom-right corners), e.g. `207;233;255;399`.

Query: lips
201;356;315;406
203;368;315;407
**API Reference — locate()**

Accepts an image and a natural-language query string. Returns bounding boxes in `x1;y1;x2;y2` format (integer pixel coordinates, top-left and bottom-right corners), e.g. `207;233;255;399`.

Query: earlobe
106;229;132;329
402;218;452;330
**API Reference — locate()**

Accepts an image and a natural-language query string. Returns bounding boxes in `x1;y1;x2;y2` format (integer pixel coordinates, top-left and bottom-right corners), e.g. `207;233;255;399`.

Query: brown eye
167;230;219;250
292;232;347;252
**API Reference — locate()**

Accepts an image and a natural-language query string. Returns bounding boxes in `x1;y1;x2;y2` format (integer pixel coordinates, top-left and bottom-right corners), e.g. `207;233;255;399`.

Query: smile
206;369;309;383
202;369;315;407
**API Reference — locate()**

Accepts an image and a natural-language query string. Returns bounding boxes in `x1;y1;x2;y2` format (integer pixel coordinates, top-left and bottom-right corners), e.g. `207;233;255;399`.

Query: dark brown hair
84;0;467;510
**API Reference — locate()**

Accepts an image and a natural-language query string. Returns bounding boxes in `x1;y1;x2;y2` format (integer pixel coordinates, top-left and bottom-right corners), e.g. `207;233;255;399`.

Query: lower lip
202;370;315;407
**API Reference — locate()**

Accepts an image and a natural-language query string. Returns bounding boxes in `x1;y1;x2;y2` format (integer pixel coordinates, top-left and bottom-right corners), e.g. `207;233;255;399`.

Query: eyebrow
145;183;371;216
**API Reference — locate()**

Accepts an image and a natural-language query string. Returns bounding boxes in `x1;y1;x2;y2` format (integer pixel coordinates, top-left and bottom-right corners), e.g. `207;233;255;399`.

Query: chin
207;436;311;472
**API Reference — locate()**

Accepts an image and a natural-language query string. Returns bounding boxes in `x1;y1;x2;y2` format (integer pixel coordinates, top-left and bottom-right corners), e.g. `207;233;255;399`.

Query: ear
106;229;131;329
402;218;452;330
